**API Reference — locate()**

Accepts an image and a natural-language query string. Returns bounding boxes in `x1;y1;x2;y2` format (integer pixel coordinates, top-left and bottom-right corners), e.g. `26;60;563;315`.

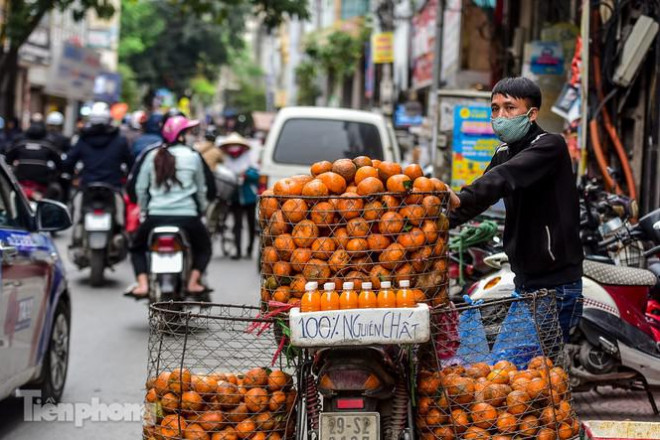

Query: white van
260;107;401;187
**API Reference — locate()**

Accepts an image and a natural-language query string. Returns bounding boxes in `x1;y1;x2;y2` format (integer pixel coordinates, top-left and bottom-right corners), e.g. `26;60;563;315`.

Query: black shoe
231;254;241;260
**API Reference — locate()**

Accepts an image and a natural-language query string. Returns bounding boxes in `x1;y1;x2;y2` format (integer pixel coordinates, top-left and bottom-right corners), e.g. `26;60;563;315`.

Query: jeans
521;280;583;344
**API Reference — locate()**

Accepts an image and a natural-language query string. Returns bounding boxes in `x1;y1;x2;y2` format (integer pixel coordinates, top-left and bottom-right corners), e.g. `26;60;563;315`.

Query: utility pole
429;0;445;176
376;0;395;115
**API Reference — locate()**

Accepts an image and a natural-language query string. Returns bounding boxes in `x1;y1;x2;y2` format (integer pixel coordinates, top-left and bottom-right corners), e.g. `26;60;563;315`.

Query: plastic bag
455;297;491;364
490;298;543;369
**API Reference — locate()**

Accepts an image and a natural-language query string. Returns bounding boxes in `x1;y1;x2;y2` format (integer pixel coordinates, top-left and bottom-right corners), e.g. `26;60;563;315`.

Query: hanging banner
46;42;101;101
371;32;394;64
450;105;500;190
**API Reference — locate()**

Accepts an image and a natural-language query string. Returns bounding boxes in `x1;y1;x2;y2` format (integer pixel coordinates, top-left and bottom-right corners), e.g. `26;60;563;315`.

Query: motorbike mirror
36;200;72;232
483;252;509;269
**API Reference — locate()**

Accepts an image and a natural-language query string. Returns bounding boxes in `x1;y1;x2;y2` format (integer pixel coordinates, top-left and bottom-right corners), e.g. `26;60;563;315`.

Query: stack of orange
143;367;296;440
259;157;450;311
415;357;580;440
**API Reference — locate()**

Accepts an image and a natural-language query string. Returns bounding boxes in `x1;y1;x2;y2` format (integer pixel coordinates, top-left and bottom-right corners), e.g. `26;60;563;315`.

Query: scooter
70;183;128;286
468;253;660;414
147;226;192;304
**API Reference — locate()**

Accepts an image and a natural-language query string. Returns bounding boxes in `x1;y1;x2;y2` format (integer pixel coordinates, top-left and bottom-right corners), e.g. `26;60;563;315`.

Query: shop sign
93;72;122;103
371;32;394;64
450;105;500;190
530;41;564;75
46;42;101;101
411;0;437;88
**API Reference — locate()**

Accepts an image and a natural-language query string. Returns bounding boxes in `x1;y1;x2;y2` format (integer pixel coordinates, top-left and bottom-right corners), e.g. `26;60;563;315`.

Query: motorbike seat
149;226;190;248
583;260;657;286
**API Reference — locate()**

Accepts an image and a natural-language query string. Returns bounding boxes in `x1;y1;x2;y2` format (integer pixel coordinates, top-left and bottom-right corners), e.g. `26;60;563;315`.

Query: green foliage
117;63;140;109
295;60;319;105
191;76;217;106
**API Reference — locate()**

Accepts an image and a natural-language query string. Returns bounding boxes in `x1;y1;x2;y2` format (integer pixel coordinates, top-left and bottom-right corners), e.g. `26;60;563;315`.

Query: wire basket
258;190;450;311
143;302;299;440
415;292;580;440
610;239;646;268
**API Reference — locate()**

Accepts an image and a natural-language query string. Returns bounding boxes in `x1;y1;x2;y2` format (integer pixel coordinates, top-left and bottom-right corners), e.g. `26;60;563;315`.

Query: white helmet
46;111;64;126
88;102;111;125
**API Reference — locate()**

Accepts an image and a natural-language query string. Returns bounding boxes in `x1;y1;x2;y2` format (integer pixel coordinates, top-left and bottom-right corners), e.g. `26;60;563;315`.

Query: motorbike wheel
90;249;106;287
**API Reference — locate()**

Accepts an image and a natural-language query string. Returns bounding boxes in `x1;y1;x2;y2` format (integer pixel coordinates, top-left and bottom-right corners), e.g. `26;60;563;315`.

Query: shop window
341;0;369;20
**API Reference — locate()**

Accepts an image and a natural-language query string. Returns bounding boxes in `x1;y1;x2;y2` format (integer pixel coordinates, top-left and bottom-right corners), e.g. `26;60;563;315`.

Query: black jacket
449;123;583;289
5;122;62;185
46;131;71;154
64;124;133;189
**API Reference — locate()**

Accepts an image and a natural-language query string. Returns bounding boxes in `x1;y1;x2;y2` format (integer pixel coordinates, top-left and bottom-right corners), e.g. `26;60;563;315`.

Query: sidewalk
573;386;660;422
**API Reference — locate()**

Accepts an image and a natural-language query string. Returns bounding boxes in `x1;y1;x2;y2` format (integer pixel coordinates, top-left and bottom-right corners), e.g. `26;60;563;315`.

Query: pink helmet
162;115;199;144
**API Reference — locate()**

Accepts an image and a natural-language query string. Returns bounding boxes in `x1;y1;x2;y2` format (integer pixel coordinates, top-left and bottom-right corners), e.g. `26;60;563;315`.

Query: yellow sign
372;32;394;64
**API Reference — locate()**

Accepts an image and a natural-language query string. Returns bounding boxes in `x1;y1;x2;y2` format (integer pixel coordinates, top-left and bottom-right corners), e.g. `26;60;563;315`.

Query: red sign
412;0;438;89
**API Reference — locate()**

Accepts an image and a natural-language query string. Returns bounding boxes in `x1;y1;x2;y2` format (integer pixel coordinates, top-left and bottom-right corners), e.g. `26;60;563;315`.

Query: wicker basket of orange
258;157;450;312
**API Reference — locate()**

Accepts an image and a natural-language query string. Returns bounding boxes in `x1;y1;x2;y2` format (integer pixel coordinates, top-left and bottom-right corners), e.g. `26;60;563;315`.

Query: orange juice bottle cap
399;280;410;288
343;282;354;290
305;281;318;291
323;282;335;291
362;282;372;289
381;281;392;289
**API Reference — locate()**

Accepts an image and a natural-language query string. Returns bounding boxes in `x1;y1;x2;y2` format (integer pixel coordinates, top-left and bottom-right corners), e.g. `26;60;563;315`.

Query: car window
0;172;25;229
273;118;384;165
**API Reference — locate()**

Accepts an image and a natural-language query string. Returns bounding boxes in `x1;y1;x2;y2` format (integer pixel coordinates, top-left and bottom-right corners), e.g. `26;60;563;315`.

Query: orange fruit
446;376;476;405
529;356;554;370
259;190;279;221
198;411;224;432
497;411;518;434
302;259;331;282
400;204;426;226
471;402;498;429
381;194;401;211
311;237;336;260
397;227;426;250
292;220;319;248
369;264;391;289
430;177;447;191
364;200;385;221
466;363;492;379
145;388;158;403
254;411;275;430
450;409;470;433
346;238;369;256
379;211;404;235
336;192;364;220
527;377;550;400
281;198;308;223
344;270;368;290
386;174;412;193
404;188;424;204
169;368;192;394
353;156;373;168
328;249;350;272
262;245;279;266
367;233;391;251
334;227;350;248
273;178;303;196
519;415;539;436
317;172;347;194
161;392;180;413
235;418;256;439
273;233;296;260
216;382;242;409
425;408;447;426
311;161;333;176
494;360;517;372
245;388;269;412
421;220;439;244
347;217;370;237
357;176;385;196
540;406;560;430
464;426;490;440
269;390;287;412
354;166;380;184
332;158;357;183
558;423;574;440
310;201;336;227
413;176;435;192
433;236;447;256
404;164;424;180
417;395;434;414
377;161;402;182
291;174;314;186
379;243;406;269
154;371;172;397
487;369;510;385
302;179;329;198
160;414;187;438
191;374;217;396
268;370;290;392
212;428;238;440
394;263;414;283
272;261;292;279
290;247;312;272
422;195;443;217
272;286;291;303
289;275;307;298
411;246;433;272
538;428;557;440
506;390;531;415
433;426;455;440
268;210;289;236
244;368;269;388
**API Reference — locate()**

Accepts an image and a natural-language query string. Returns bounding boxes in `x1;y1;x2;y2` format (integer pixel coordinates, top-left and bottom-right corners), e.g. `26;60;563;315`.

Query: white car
260;107;401;186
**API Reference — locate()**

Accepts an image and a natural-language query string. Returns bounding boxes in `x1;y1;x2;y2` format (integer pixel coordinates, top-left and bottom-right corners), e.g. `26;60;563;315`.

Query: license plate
320;412;379;440
84;213;112;231
150;252;183;274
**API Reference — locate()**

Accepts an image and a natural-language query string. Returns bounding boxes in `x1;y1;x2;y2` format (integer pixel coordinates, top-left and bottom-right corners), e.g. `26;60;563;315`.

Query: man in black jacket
449;77;583;341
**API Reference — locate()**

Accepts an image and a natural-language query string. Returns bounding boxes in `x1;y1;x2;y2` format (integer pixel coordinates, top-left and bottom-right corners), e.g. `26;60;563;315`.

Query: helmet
88;102;111;125
130;110;146;130
162;115;199;144
46;111;64;126
205;125;218;141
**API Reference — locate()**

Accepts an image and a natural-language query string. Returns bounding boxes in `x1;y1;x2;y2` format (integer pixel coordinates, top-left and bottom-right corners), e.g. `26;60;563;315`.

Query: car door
0;166;50;394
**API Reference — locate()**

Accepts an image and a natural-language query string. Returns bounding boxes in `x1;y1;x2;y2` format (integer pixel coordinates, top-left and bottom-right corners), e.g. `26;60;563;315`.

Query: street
0;231;658;439
0;230;261;440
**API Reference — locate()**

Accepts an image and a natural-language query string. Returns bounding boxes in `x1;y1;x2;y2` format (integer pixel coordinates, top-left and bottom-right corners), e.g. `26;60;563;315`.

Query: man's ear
528;107;539;123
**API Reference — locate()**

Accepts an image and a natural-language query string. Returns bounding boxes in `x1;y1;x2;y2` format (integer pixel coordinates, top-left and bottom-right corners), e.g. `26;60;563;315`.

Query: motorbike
467;253;660;414
7;142;62;207
70;183;128;286
147;226;192;304
297;345;414;440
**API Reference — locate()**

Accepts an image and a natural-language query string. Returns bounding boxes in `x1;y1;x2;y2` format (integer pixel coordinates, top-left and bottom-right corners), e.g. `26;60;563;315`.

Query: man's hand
449;188;461;209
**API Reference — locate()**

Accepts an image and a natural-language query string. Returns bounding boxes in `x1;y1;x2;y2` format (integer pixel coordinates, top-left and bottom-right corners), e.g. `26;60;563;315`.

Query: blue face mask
491;109;535;144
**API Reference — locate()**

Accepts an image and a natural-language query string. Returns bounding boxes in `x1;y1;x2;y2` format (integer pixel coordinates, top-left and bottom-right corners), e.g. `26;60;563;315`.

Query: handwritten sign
289;304;430;347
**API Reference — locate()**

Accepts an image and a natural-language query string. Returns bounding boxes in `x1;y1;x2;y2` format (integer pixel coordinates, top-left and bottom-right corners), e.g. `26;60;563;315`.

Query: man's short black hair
491;77;542;109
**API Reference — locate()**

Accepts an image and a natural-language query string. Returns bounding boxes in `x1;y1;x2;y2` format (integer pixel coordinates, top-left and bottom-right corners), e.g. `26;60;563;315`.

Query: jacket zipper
545;225;556;261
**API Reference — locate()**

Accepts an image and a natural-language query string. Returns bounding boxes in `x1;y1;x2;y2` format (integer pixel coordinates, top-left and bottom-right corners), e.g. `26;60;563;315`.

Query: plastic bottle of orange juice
339;282;359;310
300;281;321;312
396;280;415;308
320;282;339;311
377;281;396;308
358;282;378;308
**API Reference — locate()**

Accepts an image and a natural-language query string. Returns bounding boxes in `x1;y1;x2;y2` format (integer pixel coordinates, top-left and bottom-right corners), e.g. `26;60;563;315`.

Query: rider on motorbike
449;77;584;341
5;114;63;200
45;111;72;155
125;115;213;299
